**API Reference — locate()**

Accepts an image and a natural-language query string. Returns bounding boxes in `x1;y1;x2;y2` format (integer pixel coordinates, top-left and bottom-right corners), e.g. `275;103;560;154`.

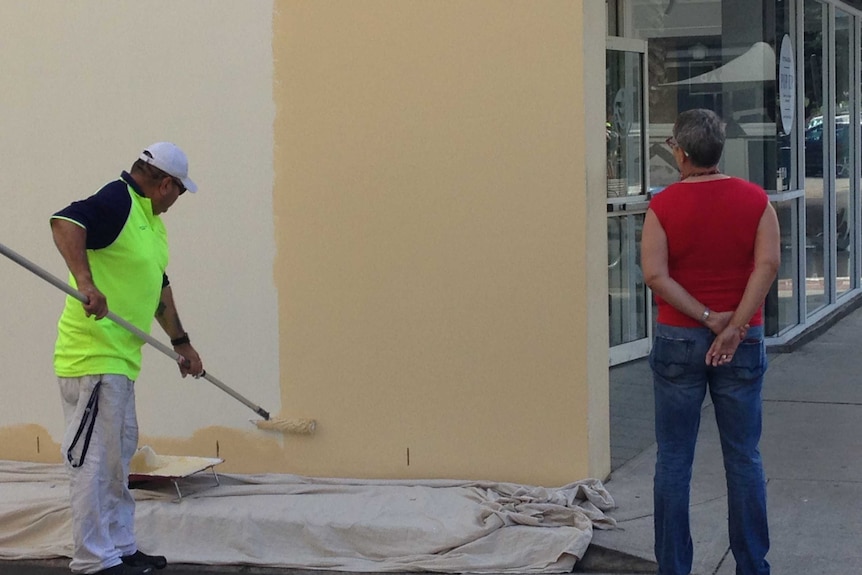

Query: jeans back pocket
650;335;695;379
730;338;767;381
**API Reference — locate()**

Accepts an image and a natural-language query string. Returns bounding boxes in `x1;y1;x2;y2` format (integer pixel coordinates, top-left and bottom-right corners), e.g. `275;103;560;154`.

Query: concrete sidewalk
6;308;862;575
586;304;862;574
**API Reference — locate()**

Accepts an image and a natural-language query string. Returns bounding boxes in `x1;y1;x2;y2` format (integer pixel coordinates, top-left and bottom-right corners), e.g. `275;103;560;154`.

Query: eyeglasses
665;136;689;157
171;177;186;195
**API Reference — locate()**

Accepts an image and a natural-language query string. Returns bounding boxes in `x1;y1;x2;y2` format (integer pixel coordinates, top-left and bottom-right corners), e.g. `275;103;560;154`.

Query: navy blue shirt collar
121;171;146;198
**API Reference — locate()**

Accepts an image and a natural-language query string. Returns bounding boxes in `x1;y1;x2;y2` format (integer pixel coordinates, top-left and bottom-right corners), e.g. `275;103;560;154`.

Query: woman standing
641;108;780;575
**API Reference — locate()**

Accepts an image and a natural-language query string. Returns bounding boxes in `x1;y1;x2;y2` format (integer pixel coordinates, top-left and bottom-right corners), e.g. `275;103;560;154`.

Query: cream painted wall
583;1;612;480
0;2;280;468
274;1;610;485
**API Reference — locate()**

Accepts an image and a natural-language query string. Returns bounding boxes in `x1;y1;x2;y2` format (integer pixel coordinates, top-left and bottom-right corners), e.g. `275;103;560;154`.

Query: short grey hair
673;108;725;168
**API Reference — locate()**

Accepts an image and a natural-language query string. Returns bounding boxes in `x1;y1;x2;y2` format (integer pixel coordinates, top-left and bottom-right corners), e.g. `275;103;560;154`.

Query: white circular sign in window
779;35;795;135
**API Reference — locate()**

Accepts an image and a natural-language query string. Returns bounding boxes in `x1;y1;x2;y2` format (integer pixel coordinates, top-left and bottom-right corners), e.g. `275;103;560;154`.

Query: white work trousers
59;375;139;574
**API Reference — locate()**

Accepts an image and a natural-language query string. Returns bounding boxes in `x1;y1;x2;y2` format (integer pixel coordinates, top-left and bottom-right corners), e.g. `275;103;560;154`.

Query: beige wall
0;1;609;486
274;1;609;485
0;1;282;471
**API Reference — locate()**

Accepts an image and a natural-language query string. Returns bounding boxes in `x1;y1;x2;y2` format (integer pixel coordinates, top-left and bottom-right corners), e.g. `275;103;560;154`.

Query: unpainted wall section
273;1;610;485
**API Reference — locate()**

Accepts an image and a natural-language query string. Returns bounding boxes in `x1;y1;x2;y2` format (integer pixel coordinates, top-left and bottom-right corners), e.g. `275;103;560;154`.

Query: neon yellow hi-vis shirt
53;184;169;380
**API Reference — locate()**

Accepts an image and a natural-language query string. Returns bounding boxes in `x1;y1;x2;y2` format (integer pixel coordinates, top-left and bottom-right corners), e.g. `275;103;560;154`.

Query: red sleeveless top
648;177;769;327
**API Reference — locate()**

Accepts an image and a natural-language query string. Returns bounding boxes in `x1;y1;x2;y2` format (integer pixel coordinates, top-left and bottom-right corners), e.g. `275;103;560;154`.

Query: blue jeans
650;324;770;575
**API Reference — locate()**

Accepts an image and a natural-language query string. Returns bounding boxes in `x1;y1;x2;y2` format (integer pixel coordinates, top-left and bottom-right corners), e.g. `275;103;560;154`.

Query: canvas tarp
0;460;616;573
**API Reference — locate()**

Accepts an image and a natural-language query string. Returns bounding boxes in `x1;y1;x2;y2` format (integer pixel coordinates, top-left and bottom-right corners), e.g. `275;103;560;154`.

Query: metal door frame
606;36;652;366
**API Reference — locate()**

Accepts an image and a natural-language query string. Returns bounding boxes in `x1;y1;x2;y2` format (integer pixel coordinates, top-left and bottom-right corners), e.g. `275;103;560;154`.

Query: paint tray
129;445;224;501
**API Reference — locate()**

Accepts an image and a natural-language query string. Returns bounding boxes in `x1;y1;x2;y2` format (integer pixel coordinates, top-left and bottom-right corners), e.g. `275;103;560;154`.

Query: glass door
834;7;855;298
803;0;829;314
803;0;860;317
607;37;651;366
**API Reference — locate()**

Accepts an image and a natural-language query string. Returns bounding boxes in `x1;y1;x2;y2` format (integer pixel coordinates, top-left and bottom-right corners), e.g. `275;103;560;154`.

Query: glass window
804;0;827;313
623;0;803;338
606;49;644;198
768;199;801;335
607;39;650;358
835;9;853;297
607;0;619;37
608;213;648;347
612;0;862;346
623;1;776;192
776;0;798;191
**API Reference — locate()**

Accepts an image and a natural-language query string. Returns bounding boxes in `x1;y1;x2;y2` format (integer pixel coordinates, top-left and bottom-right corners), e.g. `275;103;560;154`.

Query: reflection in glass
768;200;800;336
804;0;827;313
836;10;853;296
606;50;643;198
626;10;777;191
608;214;647;347
776;1;797;191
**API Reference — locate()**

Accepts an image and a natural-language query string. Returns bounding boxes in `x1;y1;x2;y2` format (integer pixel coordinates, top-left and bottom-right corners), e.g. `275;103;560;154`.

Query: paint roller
0;241;315;435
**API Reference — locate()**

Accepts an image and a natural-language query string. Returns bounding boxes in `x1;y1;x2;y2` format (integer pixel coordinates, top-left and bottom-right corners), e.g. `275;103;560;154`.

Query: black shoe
121;550;167;570
94;563;153;575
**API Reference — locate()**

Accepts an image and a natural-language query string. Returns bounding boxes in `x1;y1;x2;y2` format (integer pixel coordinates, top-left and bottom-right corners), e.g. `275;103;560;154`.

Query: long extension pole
0;241;315;435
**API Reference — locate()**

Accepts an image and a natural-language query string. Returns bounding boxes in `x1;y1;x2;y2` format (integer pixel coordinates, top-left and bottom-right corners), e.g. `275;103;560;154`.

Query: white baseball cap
139;142;198;193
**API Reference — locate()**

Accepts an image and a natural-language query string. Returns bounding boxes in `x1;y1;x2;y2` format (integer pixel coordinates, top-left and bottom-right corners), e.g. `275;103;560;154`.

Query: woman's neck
680;167;721;181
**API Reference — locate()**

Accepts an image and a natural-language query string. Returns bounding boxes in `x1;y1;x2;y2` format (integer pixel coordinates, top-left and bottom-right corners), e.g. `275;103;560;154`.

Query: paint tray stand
129;446;225;503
